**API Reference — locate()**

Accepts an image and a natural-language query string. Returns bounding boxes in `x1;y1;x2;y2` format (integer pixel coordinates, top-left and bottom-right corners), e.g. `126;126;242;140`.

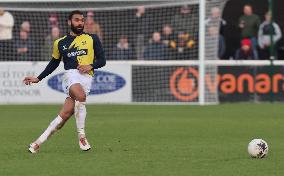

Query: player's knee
76;94;86;102
67;110;74;117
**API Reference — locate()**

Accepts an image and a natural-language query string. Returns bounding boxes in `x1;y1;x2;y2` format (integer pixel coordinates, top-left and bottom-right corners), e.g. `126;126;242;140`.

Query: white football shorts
62;69;93;97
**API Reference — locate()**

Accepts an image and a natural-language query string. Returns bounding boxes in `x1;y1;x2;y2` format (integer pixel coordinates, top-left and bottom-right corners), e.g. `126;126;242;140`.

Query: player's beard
71;23;84;35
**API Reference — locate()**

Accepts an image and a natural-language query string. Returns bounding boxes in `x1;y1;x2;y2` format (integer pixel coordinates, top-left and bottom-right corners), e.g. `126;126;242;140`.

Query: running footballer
23;10;106;153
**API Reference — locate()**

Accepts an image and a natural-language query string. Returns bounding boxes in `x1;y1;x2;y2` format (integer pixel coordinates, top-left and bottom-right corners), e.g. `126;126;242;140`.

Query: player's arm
23;39;61;85
91;34;106;69
23;58;60;85
78;34;106;73
37;58;61;80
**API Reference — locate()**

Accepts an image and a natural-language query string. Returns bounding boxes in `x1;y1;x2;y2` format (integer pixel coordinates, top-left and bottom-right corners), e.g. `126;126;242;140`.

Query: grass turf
0;104;283;176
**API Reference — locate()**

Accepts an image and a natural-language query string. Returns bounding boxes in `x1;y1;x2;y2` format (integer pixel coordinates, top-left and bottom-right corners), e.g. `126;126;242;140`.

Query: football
248;139;269;158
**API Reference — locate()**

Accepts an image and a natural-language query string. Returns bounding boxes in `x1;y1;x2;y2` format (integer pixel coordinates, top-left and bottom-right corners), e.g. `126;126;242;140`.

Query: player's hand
23;77;40;85
77;65;93;74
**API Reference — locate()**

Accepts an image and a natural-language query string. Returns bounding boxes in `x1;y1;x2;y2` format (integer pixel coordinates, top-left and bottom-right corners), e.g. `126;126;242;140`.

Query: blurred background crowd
0;0;283;61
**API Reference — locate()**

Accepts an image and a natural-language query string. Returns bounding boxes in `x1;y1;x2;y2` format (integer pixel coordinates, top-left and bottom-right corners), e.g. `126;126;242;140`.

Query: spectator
131;6;150;59
206;26;226;59
49;13;59;28
205;7;226;35
42;27;61;60
21;21;31;33
46;13;63;34
20;20;31;46
144;32;167;60
161;24;175;59
84;10;103;41
258;12;282;60
171;5;198;38
161;24;175;46
111;35;134;60
169;31;196;60
235;38;258;60
15;30;33;60
0;8;14;60
238;4;261;52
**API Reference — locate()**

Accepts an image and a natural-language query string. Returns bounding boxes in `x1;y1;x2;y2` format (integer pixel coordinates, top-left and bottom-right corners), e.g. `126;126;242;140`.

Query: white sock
75;101;87;137
36;115;63;145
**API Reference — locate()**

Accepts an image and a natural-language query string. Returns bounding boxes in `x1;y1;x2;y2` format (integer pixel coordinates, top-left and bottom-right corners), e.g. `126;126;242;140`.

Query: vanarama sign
170;67;199;101
170;66;284;102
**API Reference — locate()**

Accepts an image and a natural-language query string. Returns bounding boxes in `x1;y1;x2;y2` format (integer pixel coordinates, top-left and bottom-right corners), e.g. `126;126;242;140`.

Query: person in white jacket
0;8;14;60
258;12;282;60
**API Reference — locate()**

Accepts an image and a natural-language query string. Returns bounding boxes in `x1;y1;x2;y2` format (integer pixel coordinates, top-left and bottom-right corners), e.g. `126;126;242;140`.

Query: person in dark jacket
130;6;150;59
238;4;260;54
15;30;34;60
144;32;168;60
258;12;282;60
112;35;134;60
235;38;258;59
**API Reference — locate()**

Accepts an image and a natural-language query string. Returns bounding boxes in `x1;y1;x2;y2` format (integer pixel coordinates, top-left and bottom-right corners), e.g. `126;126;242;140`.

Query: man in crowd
258;11;282;60
238;4;260;54
0;8;14;60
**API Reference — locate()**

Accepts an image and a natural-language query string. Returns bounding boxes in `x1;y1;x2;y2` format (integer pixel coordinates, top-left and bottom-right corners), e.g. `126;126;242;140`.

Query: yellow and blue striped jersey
37;33;105;80
52;33;105;76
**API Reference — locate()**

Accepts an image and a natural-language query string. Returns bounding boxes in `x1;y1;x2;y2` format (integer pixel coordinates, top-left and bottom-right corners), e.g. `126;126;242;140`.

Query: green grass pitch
0;104;284;176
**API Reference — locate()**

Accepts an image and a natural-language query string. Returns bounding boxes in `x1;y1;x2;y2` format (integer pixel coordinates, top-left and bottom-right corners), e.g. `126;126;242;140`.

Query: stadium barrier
0;61;131;104
1;60;284;104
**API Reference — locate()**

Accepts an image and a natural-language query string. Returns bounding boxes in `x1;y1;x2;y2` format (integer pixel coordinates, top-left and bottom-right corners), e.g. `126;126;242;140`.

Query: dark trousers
0;40;14;60
259;46;277;60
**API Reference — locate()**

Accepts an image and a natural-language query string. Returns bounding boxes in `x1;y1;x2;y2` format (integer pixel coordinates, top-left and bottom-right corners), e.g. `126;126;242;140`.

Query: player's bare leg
28;98;75;153
69;83;91;151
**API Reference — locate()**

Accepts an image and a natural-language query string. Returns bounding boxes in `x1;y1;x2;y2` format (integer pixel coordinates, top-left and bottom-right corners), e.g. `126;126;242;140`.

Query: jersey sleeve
91;34;106;69
37;58;61;81
52;39;61;60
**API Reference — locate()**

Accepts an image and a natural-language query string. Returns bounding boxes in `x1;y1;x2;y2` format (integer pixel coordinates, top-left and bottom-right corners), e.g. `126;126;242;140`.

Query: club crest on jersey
62;45;68;50
67;49;88;58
